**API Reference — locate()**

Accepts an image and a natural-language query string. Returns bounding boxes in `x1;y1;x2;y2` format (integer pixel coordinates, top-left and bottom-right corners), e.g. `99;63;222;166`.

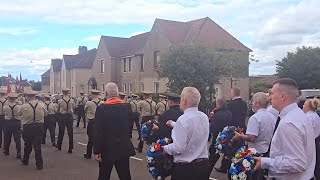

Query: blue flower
229;165;238;174
236;164;243;172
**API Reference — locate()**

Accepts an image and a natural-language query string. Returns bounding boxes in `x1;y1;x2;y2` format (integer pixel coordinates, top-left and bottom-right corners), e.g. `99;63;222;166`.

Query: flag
20;73;24;93
7;74;11;93
15;76;19;93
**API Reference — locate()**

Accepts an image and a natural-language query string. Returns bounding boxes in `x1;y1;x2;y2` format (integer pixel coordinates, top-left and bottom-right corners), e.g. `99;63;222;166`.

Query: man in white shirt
163;87;210;180
254;78;316;180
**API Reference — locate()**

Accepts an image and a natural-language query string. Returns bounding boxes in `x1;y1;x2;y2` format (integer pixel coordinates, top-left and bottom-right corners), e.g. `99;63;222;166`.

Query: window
128;58;132;72
154;51;160;68
123;83;127;93
154;82;159;93
140;83;144;92
123;58;127;72
101;83;105;92
140;55;144;72
128;83;133;94
62;70;65;81
100;60;105;74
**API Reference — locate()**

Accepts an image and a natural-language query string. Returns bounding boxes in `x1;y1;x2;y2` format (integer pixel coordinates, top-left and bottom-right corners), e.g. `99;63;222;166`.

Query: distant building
0;76;31;92
249;75;279;92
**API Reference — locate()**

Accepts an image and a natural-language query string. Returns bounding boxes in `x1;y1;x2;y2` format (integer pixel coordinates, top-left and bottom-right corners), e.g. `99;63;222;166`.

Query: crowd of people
0;78;319;180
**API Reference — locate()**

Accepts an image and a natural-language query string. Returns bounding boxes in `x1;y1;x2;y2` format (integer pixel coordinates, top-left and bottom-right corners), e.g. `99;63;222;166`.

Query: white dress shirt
261;103;316;180
246;108;276;153
306;111;320;139
267;105;279;119
163;107;209;163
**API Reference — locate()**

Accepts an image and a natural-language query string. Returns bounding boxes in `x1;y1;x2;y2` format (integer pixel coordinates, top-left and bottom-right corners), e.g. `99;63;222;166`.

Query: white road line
77;142;87;146
130;156;143;161
209;178;219;180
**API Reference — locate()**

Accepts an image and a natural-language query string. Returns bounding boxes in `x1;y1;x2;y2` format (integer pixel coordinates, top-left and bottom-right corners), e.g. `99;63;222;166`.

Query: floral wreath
215;126;244;157
229;146;261;180
140;119;158;144
147;138;173;179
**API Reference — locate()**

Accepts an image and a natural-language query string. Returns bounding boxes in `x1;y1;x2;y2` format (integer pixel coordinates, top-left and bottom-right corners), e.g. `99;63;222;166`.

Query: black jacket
209;108;232;141
227;98;247;128
157;105;183;139
94;103;136;161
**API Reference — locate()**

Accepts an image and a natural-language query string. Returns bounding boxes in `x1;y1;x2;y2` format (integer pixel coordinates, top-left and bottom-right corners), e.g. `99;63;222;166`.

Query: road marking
130;156;143;161
77;142;87;146
209;178;219;180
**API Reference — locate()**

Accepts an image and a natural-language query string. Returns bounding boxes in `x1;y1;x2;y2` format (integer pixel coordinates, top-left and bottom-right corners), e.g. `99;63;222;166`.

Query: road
0;121;228;180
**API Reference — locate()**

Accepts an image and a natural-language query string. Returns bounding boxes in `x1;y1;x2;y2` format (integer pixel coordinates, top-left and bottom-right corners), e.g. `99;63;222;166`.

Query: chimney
78;46;88;54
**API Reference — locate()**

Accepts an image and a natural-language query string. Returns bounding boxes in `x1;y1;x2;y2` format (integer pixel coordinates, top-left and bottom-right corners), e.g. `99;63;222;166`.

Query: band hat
62;88;70;92
119;92;126;96
159;94;166;98
44;94;51;99
7;92;19;98
131;94;138;97
24;90;38;95
143;91;153;95
90;89;100;94
166;92;180;101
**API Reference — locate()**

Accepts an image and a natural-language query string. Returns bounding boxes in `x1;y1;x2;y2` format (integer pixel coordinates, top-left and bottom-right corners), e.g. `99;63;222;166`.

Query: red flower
154;143;161;151
146;121;151;126
245;149;251;154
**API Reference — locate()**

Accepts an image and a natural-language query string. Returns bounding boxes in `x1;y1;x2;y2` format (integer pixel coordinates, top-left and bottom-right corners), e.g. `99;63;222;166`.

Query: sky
0;0;319;81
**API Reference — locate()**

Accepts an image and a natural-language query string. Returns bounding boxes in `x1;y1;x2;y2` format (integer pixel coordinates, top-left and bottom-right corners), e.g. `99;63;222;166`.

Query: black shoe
55;145;61;150
16;154;21;159
68;149;72;154
83;126;86;129
134;147;142;153
37;165;43;170
52;143;56;147
214;167;227;173
41;141;45;145
83;154;91;159
21;159;28;166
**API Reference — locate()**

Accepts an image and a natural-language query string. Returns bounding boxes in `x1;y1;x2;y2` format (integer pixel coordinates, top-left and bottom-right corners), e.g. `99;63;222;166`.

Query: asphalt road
0;121;228;180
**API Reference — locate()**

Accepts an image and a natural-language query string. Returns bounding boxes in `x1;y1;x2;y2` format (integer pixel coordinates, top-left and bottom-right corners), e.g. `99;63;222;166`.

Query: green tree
157;44;228;111
29;80;42;91
249;82;268;93
276;46;320;89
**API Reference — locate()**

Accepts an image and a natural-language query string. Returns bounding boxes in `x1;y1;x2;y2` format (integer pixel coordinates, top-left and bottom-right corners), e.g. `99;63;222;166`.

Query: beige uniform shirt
44;101;56;116
138;98;156;117
84;98;102;120
54;103;59;114
58;97;75;114
156;100;167;115
76;96;87;106
20;100;45;125
0;98;9;116
130;100;140;114
3;102;21;121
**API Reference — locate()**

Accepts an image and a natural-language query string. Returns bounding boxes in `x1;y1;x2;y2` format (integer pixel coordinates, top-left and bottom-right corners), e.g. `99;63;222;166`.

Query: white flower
149;167;155;171
157;176;162;180
223;126;229;131
231;174;239;180
150;147;155;152
248;148;257;155
238;172;247;180
242;159;251;168
218;144;222;150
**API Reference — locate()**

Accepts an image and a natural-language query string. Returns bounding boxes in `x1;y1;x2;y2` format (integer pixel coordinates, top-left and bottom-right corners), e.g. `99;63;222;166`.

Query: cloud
84;35;101;42
130;31;147;37
0;27;37;36
0;47;77;80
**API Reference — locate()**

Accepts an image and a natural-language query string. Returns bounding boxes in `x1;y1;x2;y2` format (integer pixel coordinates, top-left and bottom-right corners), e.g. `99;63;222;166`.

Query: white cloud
84;35;101;42
130;31;147;37
0;27;37;36
0;47;77;80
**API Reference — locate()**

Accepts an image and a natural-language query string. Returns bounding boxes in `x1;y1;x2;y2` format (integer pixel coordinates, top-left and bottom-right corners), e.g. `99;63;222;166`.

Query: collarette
232;96;242;100
184;107;198;113
279;103;298;119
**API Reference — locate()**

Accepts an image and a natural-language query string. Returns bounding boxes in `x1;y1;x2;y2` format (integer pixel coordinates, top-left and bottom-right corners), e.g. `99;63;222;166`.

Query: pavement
0;121;228;180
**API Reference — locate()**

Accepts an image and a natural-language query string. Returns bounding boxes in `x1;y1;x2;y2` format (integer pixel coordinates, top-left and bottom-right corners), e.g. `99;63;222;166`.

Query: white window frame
128;58;132;72
101;83;105;92
123;83;127;94
140;82;144;92
154;51;160;68
128;83;132;94
140;55;144;72
154;82;160;93
100;60;105;74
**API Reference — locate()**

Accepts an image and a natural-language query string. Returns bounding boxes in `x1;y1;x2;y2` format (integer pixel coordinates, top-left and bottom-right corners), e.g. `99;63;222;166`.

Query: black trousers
77;106;86;128
208;144;220;174
138;116;154;150
98;157;131;180
42;115;55;144
57;113;73;150
129;113;140;138
86;120;95;156
22;123;43;167
315;136;320;180
3;120;21;155
0;115;5;148
171;159;210;180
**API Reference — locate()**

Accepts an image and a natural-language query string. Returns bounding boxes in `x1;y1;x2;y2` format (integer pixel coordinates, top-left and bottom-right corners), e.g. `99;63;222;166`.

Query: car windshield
301;90;320;97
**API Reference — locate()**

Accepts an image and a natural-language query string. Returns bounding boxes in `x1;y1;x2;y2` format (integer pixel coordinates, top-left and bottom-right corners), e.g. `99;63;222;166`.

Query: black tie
266;116;281;156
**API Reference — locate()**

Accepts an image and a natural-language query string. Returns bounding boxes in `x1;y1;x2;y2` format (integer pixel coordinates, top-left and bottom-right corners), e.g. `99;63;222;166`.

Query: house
41;70;50;93
46;46;97;96
91;17;252;101
0;76;31;92
249;75;279;92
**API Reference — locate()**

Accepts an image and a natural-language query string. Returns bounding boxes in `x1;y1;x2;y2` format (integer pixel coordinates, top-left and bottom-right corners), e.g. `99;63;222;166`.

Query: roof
101;32;149;57
63;48;97;69
0;76;31;87
249;75;279;86
155;17;252;52
52;59;62;72
41;69;50;77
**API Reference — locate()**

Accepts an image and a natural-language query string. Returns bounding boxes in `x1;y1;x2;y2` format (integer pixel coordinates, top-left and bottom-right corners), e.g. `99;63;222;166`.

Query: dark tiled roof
155;17;252;52
52;59;62;72
41;69;50;77
101;32;150;58
249;75;279;87
63;48;97;69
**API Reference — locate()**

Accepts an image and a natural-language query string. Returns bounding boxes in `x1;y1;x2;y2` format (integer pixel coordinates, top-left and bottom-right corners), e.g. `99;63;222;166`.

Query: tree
157;44;228;111
249;82;268;93
29;80;42;91
276;46;320;89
